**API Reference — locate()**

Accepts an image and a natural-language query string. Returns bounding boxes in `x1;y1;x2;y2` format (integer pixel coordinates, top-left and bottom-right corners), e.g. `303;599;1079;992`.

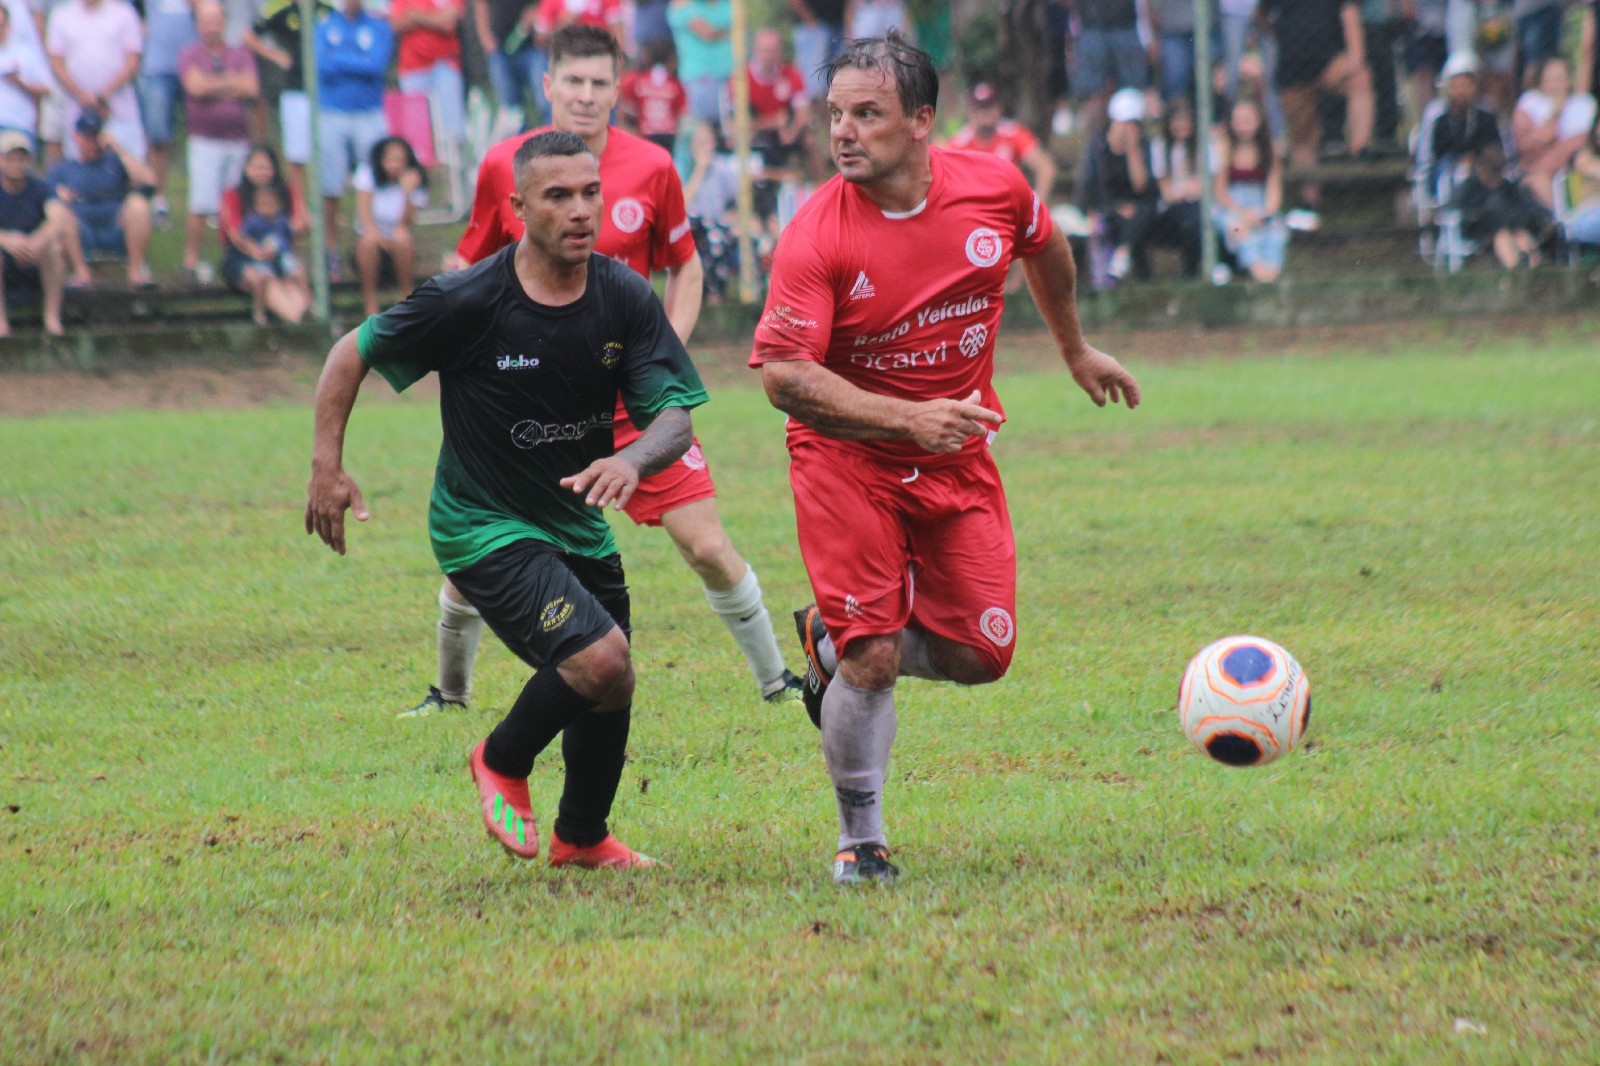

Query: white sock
704;566;788;695
822;676;897;850
898;628;948;681
437;587;484;703
817;632;838;676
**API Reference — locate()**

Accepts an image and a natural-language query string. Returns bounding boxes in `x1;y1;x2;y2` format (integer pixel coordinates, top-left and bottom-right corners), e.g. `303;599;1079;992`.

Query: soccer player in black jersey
305;131;709;868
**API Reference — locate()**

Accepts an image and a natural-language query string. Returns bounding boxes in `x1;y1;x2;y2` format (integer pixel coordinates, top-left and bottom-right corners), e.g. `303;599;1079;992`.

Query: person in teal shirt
668;0;732;122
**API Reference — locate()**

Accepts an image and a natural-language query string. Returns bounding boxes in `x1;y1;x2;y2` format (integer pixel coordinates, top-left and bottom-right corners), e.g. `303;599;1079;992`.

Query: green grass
3;329;1599;1063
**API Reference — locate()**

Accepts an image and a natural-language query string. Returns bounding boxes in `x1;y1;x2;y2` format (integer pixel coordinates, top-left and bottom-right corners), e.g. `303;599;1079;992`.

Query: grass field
3;324;1598;1063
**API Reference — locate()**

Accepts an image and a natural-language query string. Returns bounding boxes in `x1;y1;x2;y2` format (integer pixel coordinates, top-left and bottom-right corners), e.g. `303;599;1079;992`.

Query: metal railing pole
1195;0;1218;280
301;0;331;323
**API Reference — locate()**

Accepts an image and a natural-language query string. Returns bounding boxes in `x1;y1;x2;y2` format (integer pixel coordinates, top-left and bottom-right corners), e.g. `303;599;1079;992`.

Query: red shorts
789;439;1018;677
613;408;717;527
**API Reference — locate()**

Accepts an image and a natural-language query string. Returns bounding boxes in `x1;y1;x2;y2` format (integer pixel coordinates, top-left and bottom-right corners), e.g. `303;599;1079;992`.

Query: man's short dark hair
549;22;623;70
512;130;595;180
821;30;938;118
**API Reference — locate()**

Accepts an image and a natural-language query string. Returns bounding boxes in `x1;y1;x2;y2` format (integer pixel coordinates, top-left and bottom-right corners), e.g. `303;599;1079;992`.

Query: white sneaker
1051;105;1075;137
193;261;215;286
1211;263;1233;286
1285;209;1321;232
1107;246;1131;280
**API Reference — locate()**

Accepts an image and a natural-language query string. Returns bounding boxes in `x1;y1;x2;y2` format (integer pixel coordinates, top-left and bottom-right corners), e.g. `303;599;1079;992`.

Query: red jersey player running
404;24;802;718
751;33;1140;886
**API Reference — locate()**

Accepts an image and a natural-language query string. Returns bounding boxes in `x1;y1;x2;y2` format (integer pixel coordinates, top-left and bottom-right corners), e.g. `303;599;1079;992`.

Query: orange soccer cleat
548;832;661;870
468;739;539;859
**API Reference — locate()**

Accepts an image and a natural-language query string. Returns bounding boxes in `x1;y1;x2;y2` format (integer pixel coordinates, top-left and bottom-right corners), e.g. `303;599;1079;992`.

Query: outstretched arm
561;405;694;510
305;329;372;554
1020;228;1141;408
762;360;1002;454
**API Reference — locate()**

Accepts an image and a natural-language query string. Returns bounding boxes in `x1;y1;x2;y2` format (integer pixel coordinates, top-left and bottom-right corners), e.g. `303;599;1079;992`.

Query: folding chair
385;90;468;224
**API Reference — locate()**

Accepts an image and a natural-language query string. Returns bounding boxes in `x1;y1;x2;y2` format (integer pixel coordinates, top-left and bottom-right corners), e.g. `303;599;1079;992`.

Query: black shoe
833;843;899;886
792;604;832;730
762;668;805;704
398;685;467;719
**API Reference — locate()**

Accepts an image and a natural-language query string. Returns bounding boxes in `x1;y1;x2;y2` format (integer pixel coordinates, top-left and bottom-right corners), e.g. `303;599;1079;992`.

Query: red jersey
947;120;1041;167
392;0;463;73
455;125;696;277
749;147;1053;463
532;0;621;35
619;66;687;138
743;62;808;122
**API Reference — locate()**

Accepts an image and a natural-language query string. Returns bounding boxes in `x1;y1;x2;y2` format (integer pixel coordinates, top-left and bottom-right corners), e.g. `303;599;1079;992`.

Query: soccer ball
1178;636;1312;767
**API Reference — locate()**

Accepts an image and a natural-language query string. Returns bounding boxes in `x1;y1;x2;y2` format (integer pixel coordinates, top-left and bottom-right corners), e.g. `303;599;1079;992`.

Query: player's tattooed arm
763;361;1002;455
561;406;693;510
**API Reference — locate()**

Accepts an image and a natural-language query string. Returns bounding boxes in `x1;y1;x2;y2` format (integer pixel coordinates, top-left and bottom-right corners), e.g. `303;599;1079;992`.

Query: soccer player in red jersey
406;24;801;719
946;82;1057;205
750;33;1140;885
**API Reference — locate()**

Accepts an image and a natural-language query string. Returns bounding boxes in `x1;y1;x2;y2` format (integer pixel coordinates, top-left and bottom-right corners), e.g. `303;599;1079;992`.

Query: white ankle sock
437;587;484;703
704;566;787;694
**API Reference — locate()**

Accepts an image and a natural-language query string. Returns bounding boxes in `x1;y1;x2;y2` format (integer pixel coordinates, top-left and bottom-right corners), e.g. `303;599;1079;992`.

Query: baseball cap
0;129;31;155
74;110;105;136
970;82;999;107
1107;87;1145;124
1438;51;1481;86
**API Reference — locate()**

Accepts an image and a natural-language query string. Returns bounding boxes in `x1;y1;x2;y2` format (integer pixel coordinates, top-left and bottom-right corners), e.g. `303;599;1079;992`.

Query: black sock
482;667;597;778
552;707;631;847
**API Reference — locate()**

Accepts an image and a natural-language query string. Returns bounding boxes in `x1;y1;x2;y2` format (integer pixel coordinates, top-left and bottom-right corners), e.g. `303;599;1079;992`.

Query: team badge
540;597;575;633
599;341;623;369
611;197;645;233
959;323;988;359
681;443;707;471
979;607;1014;647
965;228;1003;268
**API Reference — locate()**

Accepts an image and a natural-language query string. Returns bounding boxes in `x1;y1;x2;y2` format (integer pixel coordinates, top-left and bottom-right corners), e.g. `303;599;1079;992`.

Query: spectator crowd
0;0;1595;333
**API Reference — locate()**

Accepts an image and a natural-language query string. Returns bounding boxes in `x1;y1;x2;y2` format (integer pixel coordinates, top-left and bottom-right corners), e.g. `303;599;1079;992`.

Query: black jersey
357;247;709;571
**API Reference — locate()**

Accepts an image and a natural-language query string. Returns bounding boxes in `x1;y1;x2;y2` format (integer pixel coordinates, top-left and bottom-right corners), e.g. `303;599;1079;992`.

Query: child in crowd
237;182;302;324
1452;141;1555;268
352;135;427;317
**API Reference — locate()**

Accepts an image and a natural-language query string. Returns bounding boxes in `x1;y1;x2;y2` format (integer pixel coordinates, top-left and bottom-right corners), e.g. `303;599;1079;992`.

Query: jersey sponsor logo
959;323;989;359
965;227;1003;268
680;442;707;471
852;321;909;347
600;341;623;369
496;354;542;370
540;596;575;633
1025;193;1040;239
510;412;613;450
669;218;691;243
762;304;819;333
848;270;876;301
979;606;1014;648
611;197;646;233
915;295;989;329
849;341;947;372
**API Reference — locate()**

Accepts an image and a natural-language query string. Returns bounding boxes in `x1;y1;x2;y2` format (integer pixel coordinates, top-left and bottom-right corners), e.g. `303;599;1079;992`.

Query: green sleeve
616;277;709;428
356;279;459;392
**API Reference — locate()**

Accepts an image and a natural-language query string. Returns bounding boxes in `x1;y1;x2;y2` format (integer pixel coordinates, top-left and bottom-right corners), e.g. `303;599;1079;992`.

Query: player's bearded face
827;68;932;186
511;154;603;267
545;55;620;142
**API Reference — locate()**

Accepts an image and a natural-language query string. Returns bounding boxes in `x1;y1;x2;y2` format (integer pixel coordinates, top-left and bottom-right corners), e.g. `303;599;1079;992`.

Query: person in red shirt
391;0;466;146
617;39;687;155
742;27;810;174
408;23;802;719
751;32;1140;886
946;82;1056;205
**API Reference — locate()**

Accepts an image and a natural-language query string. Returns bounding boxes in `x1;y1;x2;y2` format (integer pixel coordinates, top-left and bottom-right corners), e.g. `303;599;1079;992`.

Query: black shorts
447;538;630;670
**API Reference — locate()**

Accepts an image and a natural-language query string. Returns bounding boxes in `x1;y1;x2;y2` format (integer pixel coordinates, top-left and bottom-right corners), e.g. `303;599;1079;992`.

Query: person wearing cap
0;129;66;334
1074;85;1159;282
44;107;155;288
1427;52;1501;178
44;0;146;164
947;82;1057;205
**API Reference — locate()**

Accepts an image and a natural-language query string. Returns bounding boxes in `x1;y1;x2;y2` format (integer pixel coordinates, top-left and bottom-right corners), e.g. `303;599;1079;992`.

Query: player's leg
401;577;485;718
823;631;901;885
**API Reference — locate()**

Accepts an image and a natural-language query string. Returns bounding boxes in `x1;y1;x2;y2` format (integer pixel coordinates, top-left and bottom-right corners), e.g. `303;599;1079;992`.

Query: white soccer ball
1178;636;1312;767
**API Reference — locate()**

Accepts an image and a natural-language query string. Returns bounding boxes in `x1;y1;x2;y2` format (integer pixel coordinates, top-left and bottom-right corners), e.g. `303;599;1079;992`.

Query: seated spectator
1418;52;1502;194
618;39;685;155
179;1;258;284
1452;140;1554;267
46;0;146;163
681;119;738;303
139;0;199;226
1076;87;1160;283
353;135;427;317
0;5;53;145
947;82;1056;205
1512;57;1598;210
315;0;393;276
742;27;809;179
1562;116;1600;246
1212;95;1289;282
46;109;153;287
0;129;64;334
1149;97;1204;278
391;0;466;150
1069;0;1148;131
1263;0;1373;210
219;144;310;323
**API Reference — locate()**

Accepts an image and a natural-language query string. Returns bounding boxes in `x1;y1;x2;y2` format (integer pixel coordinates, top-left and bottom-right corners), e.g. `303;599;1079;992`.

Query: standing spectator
1512;56;1598;208
245;0;334;203
352;134;426;317
178;0;256;283
473;0;542;131
391;0;465;151
0;4;53;142
1513;0;1563;89
1582;0;1597;99
1263;0;1373;209
633;0;673;55
46;0;145;162
848;0;905;39
139;0;197;227
1212;95;1288;282
1220;0;1285;134
1076;86;1159;281
617;38;686;154
1361;0;1402;150
668;0;730;124
1402;0;1450;122
46;108;153;287
533;0;621;43
786;0;845;103
743;27;809;175
1149;96;1205;277
947;82;1057;205
219;144;310;322
1069;0;1149;131
0;130;64;334
1149;0;1210;103
315;0;392;272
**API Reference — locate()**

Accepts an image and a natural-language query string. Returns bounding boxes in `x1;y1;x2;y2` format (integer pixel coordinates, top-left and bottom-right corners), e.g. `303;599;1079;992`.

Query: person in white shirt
1512;55;1599;209
352;134;427;316
0;4;50;138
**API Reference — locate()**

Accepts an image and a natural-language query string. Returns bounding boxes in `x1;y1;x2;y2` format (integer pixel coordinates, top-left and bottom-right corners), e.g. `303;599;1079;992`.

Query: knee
559;627;634;703
838;634;900;690
676;525;736;577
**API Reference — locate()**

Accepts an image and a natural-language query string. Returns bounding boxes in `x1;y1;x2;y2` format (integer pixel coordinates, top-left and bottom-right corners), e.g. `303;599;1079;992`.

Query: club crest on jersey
965;228;1003;268
599;341;623;369
611;197;645;233
979;607;1014;647
848;270;876;300
540;597;575;632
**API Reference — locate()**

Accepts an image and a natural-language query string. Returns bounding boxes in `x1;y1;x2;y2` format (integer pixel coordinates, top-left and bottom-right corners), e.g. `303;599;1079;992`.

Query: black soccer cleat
793;604;832;730
832;844;899;886
762;669;805;704
398;685;467;719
